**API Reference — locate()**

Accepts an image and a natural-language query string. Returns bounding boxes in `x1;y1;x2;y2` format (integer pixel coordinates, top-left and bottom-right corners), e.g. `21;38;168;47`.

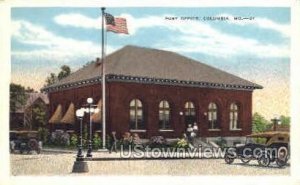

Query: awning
91;99;102;123
49;104;63;124
61;103;75;124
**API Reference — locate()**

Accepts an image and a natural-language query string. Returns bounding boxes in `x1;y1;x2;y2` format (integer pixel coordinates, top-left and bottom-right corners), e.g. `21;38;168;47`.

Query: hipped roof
43;45;262;92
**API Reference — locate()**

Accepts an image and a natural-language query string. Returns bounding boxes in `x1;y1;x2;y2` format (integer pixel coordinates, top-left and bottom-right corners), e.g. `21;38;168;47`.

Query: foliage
148;136;167;148
215;137;227;148
44;65;71;86
50;130;70;146
58;65;71;80
82;61;96;68
70;134;78;147
32;102;47;129
45;73;58;87
93;133;102;149
252;112;271;133
280;115;290;126
175;138;188;149
25;87;36;93
10;83;28;112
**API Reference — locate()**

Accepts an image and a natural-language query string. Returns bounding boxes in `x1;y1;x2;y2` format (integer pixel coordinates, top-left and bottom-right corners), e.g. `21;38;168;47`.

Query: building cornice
41;74;263;93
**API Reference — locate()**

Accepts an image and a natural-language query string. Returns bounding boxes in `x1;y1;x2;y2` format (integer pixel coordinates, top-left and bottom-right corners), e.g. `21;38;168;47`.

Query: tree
10;83;28;112
32;101;47;128
45;73;57;86
58;65;71;80
25;86;36;93
44;65;71;87
252;112;271;133
280;115;290;126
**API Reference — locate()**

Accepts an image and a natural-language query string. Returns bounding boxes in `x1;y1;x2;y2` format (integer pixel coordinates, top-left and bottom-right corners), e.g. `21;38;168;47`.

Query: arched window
208;103;218;129
230;103;239;130
129;99;144;130
184;101;196;126
159;100;171;129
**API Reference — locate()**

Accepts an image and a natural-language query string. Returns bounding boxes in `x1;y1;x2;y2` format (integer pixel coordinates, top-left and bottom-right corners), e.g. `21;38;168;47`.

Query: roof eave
41;74;263;93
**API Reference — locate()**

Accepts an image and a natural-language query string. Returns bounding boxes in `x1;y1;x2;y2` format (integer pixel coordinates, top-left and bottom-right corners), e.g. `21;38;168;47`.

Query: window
184;101;196;126
208;103;218;129
159;100;171;129
129;99;145;130
230;103;239;130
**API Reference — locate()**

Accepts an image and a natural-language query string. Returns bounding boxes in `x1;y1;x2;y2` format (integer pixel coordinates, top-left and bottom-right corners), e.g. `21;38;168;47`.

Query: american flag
104;13;115;26
106;17;129;34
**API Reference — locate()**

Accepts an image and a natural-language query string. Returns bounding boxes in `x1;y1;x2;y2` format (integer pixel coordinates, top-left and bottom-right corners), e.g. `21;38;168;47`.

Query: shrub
215;137;227;148
50;130;70;146
70;134;78;147
149;136;167;148
93;133;102;149
175;138;189;149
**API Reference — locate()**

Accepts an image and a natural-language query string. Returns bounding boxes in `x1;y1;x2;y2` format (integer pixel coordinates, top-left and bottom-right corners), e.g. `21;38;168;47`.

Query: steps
192;137;219;148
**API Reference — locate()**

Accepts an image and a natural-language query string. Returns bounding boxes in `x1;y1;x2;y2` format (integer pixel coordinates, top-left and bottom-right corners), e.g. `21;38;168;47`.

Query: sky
11;7;290;119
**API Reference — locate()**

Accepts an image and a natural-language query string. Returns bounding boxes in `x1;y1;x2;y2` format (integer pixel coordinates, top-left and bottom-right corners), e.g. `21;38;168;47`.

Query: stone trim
130;129;147;133
208;129;221;131
159;129;175;132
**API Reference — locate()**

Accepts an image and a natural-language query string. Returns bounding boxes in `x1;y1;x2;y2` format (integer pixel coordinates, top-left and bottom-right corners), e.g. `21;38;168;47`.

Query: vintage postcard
0;1;300;185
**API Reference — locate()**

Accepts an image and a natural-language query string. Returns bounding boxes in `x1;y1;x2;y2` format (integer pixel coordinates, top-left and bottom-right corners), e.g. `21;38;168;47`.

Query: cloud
53;13;290;59
218;13;290;37
54;13;101;29
12;20;117;64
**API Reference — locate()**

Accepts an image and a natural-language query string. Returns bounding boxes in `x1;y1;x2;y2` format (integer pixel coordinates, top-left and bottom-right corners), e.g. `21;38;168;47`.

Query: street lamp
86;98;94;158
271;115;281;131
72;108;88;173
75;108;84;160
86;97;100;158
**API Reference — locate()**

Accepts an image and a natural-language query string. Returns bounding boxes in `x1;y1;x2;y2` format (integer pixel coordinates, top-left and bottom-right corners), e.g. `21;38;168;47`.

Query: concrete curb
42;148;76;154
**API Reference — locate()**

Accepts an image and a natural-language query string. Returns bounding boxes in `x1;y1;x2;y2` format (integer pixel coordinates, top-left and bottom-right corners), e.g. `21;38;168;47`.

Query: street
10;153;290;176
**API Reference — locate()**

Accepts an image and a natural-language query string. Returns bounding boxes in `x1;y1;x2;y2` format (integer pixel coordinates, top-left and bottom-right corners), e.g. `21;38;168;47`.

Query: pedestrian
192;122;199;137
186;124;193;143
109;131;118;153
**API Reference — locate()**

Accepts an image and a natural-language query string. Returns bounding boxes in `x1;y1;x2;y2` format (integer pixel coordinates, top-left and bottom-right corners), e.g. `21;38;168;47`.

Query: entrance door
184;101;196;128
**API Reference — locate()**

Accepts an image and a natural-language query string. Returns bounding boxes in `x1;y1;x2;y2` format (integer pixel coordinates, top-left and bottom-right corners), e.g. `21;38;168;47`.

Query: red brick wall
48;81;253;138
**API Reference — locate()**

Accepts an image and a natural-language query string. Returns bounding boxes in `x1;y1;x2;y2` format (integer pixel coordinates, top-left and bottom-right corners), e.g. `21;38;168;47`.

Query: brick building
42;45;262;144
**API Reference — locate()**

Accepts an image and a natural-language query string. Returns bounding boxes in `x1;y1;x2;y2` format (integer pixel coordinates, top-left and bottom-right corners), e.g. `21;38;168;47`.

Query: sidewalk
42;147;76;154
42;147;223;160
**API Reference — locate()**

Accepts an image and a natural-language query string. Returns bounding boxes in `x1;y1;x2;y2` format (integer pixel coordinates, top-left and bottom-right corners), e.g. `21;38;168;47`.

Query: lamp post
271;115;281;131
86;98;99;158
72;108;88;173
75;108;84;160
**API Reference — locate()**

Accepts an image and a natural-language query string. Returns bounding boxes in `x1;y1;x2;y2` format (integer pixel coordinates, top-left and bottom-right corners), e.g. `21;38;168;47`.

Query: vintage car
10;130;41;154
224;131;289;167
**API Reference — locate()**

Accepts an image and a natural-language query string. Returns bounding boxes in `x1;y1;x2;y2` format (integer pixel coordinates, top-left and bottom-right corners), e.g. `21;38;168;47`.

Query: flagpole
101;7;106;150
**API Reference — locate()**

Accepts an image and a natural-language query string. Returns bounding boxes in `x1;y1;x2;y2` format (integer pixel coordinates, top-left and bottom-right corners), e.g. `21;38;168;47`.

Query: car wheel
276;146;288;167
225;154;234;164
258;154;270;167
241;157;251;164
276;158;287;168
